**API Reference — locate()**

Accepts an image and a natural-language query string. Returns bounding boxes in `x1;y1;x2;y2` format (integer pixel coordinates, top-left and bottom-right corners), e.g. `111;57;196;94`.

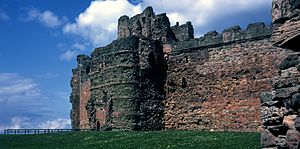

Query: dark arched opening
96;121;100;131
181;77;187;88
148;51;156;67
86;66;90;74
280;34;300;51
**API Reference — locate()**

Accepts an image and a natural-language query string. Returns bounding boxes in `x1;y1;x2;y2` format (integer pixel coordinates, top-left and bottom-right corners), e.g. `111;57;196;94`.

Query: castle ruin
70;0;300;148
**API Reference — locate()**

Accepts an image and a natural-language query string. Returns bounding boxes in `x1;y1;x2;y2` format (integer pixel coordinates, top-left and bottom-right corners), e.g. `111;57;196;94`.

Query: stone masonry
260;0;300;148
70;1;300;148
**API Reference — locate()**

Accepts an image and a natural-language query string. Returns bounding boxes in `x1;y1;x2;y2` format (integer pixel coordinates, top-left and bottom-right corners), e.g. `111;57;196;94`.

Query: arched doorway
96;121;100;131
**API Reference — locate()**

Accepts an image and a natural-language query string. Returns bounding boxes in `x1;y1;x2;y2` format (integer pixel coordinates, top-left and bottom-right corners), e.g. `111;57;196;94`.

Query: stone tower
70;7;178;130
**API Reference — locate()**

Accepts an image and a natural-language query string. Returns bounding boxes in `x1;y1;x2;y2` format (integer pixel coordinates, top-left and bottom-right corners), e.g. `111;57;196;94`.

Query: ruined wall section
70;55;91;129
80;81;91;129
165;38;287;131
138;38;166;130
70;68;80;129
260;1;300;148
118;7;176;44
260;52;300;149
171;22;194;41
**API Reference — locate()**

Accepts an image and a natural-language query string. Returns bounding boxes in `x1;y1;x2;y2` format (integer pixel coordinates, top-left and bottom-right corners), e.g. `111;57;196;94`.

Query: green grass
0;131;260;149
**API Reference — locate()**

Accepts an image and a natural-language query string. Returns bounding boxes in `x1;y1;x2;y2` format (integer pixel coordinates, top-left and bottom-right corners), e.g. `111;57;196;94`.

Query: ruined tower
70;7;179;130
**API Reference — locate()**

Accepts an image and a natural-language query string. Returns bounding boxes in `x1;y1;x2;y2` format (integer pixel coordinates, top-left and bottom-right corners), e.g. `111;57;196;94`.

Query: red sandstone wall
165;39;287;131
96;109;106;126
80;81;91;129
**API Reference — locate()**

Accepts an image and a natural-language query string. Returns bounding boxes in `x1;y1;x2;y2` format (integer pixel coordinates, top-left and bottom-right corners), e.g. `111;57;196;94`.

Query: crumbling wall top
171;21;194;41
117;6;176;44
92;36;140;58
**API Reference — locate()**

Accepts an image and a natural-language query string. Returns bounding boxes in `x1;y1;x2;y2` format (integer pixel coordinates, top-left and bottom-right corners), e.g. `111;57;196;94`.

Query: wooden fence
3;129;94;134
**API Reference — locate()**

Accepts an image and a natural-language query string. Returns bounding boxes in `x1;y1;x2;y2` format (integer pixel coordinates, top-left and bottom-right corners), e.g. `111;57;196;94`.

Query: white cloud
0;10;9;21
142;0;271;26
0;73;40;103
25;8;66;28
38;118;71;129
63;0;142;47
72;43;89;51
60;50;78;61
58;42;92;61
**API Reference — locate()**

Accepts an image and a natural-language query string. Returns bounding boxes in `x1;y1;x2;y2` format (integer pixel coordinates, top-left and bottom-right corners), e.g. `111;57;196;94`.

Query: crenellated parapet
171;22;273;54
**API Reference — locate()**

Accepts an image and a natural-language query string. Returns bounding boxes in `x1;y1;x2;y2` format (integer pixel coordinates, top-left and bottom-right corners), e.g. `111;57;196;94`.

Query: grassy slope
0;131;260;149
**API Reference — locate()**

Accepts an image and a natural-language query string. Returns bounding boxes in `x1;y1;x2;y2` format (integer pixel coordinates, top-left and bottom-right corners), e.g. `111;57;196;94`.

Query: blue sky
0;0;272;131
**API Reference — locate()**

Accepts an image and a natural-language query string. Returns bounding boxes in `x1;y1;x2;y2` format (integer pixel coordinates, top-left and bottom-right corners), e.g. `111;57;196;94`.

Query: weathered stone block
273;86;300;100
275;135;288;148
261;130;277;148
294;116;300;131
280;67;300;78
261;106;285;125
279;54;300;70
286;130;300;149
283;115;298;129
260;92;275;104
271;77;300;89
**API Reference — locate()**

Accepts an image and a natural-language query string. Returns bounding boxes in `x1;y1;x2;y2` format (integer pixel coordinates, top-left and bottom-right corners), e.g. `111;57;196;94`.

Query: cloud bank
63;0;142;47
0;117;71;133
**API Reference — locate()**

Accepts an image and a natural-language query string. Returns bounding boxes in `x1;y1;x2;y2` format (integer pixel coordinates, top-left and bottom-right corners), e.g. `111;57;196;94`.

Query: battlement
171;22;273;54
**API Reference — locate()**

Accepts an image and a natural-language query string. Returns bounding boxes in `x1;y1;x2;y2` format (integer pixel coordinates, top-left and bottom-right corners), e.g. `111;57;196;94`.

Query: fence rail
3;129;94;134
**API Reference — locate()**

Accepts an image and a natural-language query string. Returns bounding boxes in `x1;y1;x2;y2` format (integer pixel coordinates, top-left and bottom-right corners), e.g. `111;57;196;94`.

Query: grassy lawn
0;131;260;149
